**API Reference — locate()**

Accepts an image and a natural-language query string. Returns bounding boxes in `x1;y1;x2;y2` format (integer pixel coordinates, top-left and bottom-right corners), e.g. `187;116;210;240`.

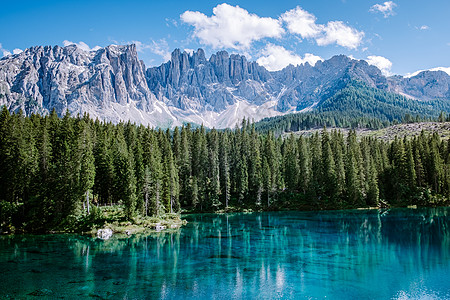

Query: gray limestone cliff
0;44;449;128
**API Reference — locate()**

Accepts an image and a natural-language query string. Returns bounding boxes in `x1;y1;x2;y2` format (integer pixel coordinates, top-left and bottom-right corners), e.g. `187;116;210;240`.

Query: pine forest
1;107;449;233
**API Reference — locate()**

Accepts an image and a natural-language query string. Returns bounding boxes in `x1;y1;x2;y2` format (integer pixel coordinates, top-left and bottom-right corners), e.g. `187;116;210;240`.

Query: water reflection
1;208;450;299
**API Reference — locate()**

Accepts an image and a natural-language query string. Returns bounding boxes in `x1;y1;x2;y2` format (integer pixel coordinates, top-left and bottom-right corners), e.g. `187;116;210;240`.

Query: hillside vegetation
287;122;450;142
255;81;450;134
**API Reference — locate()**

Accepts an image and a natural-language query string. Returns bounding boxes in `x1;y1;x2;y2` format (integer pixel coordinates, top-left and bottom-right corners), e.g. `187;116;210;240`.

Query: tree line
1;107;449;232
255;80;450;134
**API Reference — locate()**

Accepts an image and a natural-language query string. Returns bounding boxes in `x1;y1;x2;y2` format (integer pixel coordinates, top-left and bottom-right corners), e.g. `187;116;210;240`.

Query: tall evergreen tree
283;134;299;192
113;126;137;219
219;132;231;207
78;119;95;215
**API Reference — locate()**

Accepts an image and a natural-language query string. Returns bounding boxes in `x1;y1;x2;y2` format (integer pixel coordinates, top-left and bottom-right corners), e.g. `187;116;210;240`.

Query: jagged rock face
0;44;159;124
146;51;400;114
1;44;449;128
388;71;450;100
146;49;272;112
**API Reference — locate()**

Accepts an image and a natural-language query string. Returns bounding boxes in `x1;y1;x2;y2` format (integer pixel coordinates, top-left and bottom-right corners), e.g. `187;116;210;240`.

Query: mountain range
0;44;449;128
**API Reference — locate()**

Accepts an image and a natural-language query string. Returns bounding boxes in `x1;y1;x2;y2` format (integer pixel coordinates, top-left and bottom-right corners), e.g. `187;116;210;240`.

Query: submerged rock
28;289;53;296
97;228;113;240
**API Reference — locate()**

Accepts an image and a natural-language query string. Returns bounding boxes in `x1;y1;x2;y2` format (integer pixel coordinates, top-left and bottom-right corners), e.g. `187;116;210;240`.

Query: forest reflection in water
1;208;450;299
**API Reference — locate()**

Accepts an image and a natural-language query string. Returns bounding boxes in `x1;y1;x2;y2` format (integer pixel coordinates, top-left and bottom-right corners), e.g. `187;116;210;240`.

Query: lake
1;208;450;299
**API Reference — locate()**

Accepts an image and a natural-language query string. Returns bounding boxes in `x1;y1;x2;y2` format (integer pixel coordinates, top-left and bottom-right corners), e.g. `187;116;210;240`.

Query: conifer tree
162;137;179;213
248;127;262;204
283;134;299;192
321;128;337;203
78;119;95;214
146;132;164;216
297;136;310;194
332;131;346;201
207;129;221;209
366;155;379;206
178;126;192;206
113;126;137;219
346;130;362;206
219;132;231;207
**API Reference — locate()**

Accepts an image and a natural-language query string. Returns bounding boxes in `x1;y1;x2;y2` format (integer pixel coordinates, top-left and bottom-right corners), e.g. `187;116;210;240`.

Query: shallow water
1;208;450;299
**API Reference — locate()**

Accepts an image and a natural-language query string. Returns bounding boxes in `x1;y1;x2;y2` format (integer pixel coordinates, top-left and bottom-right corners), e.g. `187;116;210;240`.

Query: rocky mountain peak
1;44;449;129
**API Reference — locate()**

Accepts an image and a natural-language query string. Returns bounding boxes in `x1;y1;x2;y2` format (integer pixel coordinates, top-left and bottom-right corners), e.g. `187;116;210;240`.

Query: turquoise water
1;208;450;299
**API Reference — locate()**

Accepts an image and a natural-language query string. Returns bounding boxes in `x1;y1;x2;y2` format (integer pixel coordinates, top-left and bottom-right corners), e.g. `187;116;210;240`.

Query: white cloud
130;40;150;53
405;67;450;78
0;43;11;57
370;1;397;18
63;40;101;51
165;18;178;27
256;44;323;71
366;55;393;76
181;3;284;49
282;6;364;49
316;21;364;49
420;25;429;30
429;67;450;75
149;39;171;62
124;40;171;62
13;48;23;54
281;7;322;39
64;41;99;51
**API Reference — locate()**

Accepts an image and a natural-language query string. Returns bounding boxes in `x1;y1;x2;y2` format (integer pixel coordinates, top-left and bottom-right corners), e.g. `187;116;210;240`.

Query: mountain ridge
0;44;449;128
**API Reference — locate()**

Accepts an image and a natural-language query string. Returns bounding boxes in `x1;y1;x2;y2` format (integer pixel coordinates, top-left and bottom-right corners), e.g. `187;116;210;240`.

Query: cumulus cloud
281;7;322;39
0;43;11;57
148;39;171;62
63;40;101;51
0;44;23;57
370;1;397;18
129;40;150;53
316;21;364;49
428;67;450;75
419;25;429;30
256;44;323;71
366;55;393;76
124;39;171;62
181;3;284;49
405;67;450;78
282;6;364;49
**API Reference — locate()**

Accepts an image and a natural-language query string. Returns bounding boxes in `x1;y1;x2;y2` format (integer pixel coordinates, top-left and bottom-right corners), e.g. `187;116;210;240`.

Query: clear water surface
1;208;450;299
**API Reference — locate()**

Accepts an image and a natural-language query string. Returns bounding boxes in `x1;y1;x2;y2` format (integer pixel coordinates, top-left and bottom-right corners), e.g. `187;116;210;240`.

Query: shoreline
2;203;449;236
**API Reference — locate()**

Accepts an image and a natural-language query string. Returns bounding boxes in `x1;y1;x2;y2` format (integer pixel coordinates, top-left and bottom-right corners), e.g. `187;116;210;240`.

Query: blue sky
0;0;449;76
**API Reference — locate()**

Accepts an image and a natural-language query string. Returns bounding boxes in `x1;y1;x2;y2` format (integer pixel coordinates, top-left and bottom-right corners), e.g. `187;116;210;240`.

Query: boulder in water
97;228;113;240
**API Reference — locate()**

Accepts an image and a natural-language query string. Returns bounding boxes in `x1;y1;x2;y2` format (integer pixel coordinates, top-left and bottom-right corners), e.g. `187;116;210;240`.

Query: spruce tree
283;134;299;192
78;119;95;215
297;136;310;194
